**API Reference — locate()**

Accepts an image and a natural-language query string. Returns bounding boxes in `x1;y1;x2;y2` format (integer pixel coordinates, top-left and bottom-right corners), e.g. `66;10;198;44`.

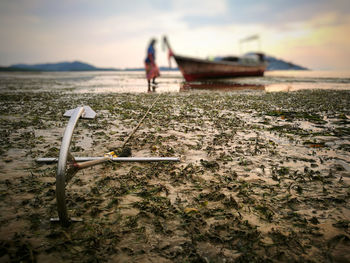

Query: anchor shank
56;106;85;226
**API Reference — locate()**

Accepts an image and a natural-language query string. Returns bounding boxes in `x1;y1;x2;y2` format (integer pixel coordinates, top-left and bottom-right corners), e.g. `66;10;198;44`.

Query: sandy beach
0;72;350;262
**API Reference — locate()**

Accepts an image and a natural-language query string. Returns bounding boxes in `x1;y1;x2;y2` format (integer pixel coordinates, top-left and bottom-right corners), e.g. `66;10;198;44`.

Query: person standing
145;38;160;92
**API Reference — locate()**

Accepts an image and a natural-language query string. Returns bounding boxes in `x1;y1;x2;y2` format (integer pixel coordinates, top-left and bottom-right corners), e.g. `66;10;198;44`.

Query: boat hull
174;55;266;81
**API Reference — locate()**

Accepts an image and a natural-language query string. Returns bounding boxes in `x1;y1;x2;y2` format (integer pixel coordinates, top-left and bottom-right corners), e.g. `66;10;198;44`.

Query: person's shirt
145;45;155;63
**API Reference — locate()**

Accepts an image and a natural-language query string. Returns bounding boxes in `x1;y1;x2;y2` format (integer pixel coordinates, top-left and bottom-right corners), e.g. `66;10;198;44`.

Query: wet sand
0;74;350;262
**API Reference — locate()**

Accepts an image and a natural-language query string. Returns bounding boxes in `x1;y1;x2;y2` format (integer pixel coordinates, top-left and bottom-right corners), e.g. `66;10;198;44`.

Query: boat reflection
180;81;265;92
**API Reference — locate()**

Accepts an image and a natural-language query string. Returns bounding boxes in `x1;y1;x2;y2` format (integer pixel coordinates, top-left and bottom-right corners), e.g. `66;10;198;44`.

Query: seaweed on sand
0;85;349;262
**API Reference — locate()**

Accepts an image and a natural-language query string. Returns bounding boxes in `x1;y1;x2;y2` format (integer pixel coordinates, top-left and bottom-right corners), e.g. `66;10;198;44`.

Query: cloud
182;0;350;28
172;0;227;17
0;0;349;69
261;12;350;69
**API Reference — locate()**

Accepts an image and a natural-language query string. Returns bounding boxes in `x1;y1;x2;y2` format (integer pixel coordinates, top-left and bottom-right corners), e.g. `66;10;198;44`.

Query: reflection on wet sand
1;70;349;94
180;81;265;92
264;82;350;92
181;81;350;93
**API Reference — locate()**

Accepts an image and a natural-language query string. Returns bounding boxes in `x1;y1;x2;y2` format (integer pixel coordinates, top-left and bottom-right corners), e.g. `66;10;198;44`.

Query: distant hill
266;55;307;70
0;66;37;72
6;61;117;72
0;55;307;72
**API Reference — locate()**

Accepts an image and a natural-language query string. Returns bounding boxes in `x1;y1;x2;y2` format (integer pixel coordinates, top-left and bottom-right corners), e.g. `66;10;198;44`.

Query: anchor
36;106;179;226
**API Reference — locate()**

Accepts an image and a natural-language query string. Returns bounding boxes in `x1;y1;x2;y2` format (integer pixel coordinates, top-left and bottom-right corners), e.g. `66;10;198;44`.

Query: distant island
0;61;116;72
0;55;307;72
265;56;307;70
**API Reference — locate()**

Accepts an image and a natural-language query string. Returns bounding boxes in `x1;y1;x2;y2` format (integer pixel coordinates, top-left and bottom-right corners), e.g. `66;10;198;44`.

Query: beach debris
117;147;132;157
303;141;326;148
184;207;199;214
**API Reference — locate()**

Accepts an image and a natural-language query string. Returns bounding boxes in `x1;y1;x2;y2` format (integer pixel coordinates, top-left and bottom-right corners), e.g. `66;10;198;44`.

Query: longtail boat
163;37;267;82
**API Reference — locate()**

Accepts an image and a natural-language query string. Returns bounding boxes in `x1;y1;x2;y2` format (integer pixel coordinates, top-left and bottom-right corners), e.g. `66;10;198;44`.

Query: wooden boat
163;37;267;82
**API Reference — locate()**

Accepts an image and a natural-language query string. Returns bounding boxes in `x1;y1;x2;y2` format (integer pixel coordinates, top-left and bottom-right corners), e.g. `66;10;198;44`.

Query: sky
0;0;349;70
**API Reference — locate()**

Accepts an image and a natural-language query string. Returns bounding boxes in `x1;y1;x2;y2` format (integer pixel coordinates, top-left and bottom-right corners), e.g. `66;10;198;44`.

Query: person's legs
152;78;157;91
145;63;152;92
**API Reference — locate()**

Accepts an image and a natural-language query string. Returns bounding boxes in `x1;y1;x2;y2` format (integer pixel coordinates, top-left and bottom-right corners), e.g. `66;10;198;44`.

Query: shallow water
0;70;349;93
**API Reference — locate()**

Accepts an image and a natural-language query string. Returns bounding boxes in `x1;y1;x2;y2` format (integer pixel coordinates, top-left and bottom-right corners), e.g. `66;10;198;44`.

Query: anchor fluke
64;105;96;119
